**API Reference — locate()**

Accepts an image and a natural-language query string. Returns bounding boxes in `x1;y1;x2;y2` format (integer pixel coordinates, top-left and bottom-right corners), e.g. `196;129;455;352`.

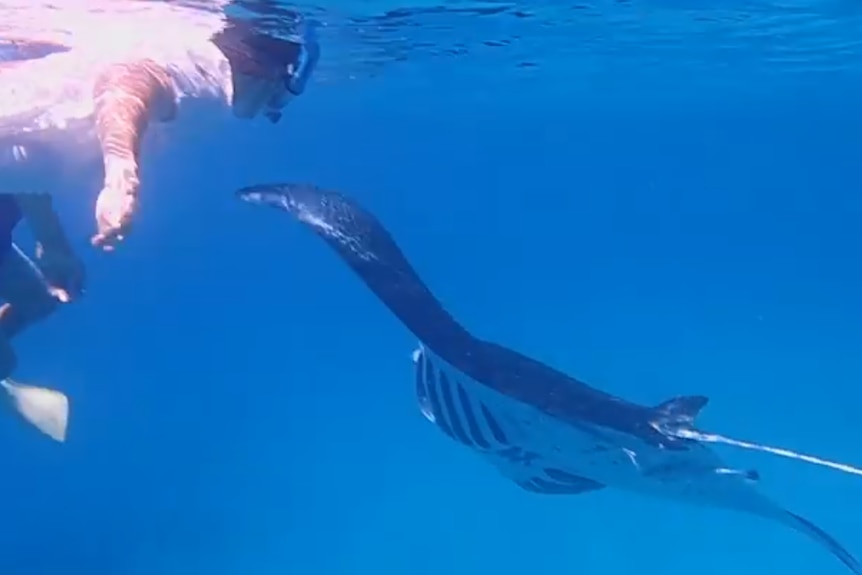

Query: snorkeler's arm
93;59;177;167
91;60;178;249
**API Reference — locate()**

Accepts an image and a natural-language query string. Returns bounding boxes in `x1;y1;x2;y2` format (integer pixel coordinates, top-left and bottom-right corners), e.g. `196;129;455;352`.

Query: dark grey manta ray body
238;182;861;574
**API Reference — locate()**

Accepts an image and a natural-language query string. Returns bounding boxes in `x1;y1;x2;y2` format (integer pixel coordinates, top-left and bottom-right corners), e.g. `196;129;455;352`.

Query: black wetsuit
0;195;21;265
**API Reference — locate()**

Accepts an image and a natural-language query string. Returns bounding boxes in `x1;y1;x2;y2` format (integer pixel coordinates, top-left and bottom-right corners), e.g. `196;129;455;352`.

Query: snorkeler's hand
36;245;85;303
92;161;139;251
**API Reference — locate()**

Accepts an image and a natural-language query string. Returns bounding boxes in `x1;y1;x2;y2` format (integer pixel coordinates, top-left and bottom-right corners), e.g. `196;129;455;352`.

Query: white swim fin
1;378;69;442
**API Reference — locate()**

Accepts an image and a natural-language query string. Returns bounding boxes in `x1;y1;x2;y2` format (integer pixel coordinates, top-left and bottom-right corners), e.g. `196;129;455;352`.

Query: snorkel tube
284;19;320;96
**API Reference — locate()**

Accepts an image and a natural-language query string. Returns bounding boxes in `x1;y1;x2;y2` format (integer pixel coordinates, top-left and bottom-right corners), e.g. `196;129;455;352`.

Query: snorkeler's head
212;19;319;121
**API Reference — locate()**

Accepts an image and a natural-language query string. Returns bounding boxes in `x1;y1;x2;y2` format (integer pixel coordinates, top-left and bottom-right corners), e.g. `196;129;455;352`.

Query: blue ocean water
2;1;862;574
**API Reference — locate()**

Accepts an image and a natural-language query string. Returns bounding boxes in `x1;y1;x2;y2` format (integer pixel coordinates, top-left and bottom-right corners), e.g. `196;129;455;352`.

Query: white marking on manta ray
243;189;378;263
300;215;376;262
412;344;681;492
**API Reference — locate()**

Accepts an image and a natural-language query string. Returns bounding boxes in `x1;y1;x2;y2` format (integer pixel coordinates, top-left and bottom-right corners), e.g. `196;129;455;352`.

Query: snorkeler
0;193;83;442
90;18;320;251
0;10;319;251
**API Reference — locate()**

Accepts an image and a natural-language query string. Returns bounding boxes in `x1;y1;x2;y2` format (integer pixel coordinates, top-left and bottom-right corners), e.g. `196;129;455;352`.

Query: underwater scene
0;1;861;574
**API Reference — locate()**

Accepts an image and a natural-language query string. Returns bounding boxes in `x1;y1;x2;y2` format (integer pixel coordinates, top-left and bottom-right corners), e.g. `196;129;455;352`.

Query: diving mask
283;21;320;96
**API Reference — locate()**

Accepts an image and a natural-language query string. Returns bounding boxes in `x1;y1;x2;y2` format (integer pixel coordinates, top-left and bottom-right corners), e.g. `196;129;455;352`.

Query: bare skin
3;28;315;253
91;59;177;251
87;29;313;251
88;58;290;251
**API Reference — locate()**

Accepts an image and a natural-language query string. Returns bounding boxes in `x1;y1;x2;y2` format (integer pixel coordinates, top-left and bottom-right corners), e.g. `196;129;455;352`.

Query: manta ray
237;182;862;573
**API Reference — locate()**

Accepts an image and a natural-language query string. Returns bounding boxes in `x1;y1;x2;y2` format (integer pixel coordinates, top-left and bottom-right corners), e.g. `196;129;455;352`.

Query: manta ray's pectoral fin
652;395;709;430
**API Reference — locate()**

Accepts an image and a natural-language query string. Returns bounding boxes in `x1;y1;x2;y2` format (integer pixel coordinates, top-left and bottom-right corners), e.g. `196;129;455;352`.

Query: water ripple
231;0;862;97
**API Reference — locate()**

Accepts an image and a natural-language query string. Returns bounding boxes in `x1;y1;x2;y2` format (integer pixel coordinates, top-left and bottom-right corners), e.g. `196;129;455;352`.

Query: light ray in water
671;428;862;477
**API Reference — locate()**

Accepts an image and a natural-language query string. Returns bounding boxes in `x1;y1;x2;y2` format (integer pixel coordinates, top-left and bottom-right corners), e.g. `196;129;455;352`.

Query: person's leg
0;320;15;381
0;243;68;442
0;243;57;342
0;242;56;378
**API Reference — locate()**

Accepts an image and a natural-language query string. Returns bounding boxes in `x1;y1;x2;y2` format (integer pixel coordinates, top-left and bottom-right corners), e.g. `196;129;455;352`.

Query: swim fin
1;378;68;442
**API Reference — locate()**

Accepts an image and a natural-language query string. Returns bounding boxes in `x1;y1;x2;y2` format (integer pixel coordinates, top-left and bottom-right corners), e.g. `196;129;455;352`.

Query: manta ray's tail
236;183;472;354
652;396;862;477
654;400;862;573
672;427;862;478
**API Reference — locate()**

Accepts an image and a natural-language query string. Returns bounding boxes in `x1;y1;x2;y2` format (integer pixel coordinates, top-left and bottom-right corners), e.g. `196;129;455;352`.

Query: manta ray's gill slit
422;356;457;442
521;478;587;494
455;383;492;449
544;467;592;484
418;350;513;453
517;473;605;495
481;404;510;445
415;350;436;422
438;372;475;447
